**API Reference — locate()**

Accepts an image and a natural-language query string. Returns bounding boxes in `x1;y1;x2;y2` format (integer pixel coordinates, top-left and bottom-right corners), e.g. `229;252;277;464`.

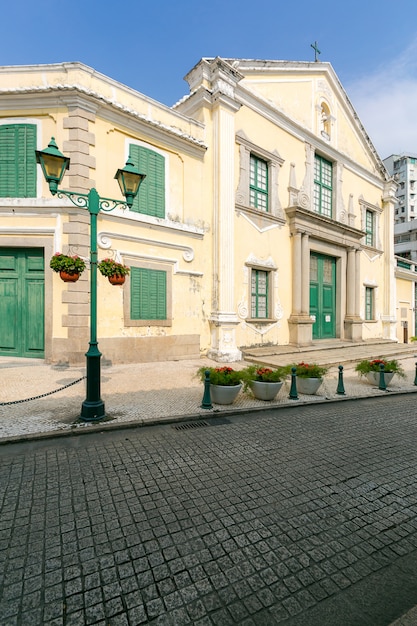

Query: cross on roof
311;41;321;62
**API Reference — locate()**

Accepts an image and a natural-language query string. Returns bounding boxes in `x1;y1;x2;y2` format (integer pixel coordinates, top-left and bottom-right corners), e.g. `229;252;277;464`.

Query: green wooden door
310;253;336;340
0;248;44;358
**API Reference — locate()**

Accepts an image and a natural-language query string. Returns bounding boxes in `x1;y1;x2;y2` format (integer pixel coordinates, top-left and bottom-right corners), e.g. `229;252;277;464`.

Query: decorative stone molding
235;130;284;220
97;231;195;262
299;142;314;210
244;253;277;269
359;196;383;250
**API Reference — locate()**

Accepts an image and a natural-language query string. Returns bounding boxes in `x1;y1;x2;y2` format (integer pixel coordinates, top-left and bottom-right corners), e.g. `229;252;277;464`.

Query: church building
0;58;397;364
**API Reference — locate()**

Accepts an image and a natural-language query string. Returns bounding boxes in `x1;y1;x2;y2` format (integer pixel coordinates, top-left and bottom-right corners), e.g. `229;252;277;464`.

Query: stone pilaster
203;59;243;361
344;247;362;340
60;103;97;361
381;180;398;340
288;229;313;345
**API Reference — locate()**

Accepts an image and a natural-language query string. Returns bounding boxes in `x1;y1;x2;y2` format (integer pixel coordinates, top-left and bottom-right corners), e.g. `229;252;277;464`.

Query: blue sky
2;0;417;158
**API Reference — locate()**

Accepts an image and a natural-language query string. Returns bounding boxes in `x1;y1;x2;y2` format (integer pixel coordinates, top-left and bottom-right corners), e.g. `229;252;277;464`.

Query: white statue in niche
319;104;331;140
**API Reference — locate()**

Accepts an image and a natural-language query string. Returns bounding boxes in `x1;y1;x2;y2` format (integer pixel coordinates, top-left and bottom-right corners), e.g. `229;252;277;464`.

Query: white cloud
346;37;417;160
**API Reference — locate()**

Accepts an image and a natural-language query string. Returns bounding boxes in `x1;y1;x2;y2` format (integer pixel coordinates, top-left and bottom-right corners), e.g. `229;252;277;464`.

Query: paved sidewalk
1;345;417;443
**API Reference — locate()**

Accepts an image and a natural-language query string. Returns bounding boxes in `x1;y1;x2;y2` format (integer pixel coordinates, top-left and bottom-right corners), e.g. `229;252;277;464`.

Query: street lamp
36;137;146;422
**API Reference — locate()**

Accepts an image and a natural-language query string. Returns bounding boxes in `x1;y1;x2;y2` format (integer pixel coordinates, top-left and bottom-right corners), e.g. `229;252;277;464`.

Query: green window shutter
365;287;373;320
314;155;332;217
365;209;374;246
249;155;268;211
251;269;269;318
0;124;37;198
129;144;165;218
131;267;167;320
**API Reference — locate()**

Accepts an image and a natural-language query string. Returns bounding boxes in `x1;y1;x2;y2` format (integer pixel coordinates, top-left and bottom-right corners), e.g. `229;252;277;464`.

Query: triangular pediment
222;59;386;180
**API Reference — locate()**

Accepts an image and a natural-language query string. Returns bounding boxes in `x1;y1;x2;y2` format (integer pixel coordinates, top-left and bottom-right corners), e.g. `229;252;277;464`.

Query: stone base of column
208;314;242;363
288;315;314;346
344;317;363;341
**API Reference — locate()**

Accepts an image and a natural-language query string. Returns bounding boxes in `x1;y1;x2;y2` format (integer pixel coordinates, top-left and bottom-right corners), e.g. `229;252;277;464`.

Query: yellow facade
0;58;402;364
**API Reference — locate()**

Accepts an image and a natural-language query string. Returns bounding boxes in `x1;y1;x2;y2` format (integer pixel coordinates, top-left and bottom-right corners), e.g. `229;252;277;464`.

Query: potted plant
197;366;243;405
241;364;287;401
355;358;405;386
292;361;328;395
50;252;86;282
97;258;130;285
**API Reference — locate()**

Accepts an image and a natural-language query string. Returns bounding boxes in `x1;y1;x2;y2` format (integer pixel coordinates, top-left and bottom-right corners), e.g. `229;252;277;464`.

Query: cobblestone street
2;395;417;625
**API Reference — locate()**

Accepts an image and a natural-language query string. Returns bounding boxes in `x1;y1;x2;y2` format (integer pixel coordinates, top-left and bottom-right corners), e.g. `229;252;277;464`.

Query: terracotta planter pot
210;384;242;405
366;372;395;386
59;270;80;283
108;274;126;285
249;380;283;401
296;377;323;395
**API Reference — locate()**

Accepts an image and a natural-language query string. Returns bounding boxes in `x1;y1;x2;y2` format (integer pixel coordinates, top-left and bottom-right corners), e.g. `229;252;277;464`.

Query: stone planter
296;377;323;395
59;270;80;283
108;274;126;285
210;384;242;405
249;380;283;401
366;372;395;386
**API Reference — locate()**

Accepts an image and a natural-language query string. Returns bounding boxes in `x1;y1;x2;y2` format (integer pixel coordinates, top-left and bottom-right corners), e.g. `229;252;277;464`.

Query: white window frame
235;131;284;219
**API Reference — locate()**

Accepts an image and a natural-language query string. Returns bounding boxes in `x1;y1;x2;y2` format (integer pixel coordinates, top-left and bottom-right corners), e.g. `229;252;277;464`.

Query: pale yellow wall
395;274;415;342
0;64;212;363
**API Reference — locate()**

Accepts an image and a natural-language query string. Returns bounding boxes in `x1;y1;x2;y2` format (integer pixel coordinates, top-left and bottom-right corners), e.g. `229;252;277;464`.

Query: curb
2;386;417;446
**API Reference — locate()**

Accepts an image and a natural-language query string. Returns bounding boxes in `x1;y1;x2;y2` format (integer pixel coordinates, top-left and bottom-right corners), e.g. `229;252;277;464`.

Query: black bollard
414;362;417;386
289;367;298;400
336;365;346;395
378;363;387;391
201;370;213;409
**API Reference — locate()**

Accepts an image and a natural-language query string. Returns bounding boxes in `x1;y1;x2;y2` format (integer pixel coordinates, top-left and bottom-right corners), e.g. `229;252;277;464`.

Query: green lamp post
36;137;146;422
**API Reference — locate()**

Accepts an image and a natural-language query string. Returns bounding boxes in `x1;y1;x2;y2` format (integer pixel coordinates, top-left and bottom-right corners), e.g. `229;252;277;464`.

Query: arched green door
310;252;336;340
0;248;44;358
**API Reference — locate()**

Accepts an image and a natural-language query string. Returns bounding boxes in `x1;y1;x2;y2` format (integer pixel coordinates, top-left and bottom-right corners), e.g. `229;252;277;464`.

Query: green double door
0;248;44;358
309;252;336;340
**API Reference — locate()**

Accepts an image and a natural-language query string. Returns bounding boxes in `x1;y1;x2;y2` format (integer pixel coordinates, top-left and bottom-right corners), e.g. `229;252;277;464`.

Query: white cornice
0;84;206;155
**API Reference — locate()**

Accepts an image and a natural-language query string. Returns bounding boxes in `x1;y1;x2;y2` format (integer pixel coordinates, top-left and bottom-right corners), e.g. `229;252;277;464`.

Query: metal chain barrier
0;376;86;406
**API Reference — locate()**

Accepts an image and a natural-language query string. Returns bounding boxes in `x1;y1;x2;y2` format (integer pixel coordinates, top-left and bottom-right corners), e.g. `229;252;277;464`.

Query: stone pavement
2;395;417;625
1;339;417;443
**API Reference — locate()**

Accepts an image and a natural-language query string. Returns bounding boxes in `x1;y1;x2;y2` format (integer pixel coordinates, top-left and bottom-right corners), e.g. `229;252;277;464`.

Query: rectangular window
0;124;37;198
314;155;332;217
249;155;268;211
129;144;165;218
365;209;375;246
251;269;269;318
130;267;167;320
365;287;374;321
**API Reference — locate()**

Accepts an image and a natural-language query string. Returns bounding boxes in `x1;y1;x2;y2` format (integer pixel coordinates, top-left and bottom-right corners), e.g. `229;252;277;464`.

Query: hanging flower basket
50;253;86;282
98;259;130;283
108;274;126;286
59;270;80;283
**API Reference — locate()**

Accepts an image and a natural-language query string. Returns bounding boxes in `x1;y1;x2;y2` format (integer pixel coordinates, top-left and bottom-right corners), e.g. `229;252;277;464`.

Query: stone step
242;340;417;370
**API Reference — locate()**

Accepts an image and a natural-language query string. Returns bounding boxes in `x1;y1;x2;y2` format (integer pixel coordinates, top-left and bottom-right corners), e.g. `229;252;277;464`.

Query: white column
207;60;243;361
292;232;302;315
215;106;236;314
346;248;356;317
301;233;310;315
381;181;397;339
